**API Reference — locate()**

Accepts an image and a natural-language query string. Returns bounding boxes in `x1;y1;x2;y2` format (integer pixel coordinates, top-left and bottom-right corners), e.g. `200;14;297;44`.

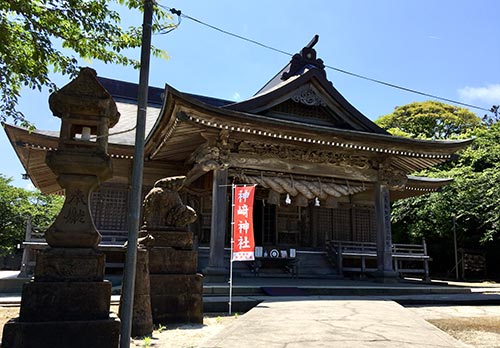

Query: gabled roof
3;37;474;196
97;76;233;108
224;35;388;134
145;82;472;173
95;77;233;146
3;123;134;193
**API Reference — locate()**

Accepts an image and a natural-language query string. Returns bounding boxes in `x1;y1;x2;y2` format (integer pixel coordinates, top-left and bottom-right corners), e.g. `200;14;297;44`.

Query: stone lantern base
146;230;203;324
150;273;203;324
2;248;120;348
3;316;120;348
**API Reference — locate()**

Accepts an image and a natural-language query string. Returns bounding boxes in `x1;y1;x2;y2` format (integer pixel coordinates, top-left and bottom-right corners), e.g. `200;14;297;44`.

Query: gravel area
130;314;237;348
0;305;237;348
408;305;500;348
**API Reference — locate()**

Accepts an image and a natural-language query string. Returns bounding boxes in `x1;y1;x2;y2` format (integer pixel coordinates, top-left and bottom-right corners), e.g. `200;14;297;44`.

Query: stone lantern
45;68;119;247
2;68;121;348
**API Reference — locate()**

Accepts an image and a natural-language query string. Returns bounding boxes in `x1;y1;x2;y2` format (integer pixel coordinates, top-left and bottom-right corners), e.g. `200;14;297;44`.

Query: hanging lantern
324;196;339;209
285;193;292;205
267;190;280;205
294;194;309;207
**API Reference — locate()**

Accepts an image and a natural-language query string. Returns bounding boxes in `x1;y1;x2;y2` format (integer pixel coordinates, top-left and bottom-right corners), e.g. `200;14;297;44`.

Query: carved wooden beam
228;153;378;182
182;160;219;187
237;174;368;200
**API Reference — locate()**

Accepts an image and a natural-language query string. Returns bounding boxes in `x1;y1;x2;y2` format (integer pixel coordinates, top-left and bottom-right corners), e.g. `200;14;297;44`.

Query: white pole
228;184;235;315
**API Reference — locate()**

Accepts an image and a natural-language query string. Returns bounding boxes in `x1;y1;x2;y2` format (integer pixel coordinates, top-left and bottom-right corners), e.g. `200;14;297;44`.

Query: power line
158;4;494;114
323;64;492;112
159;5;292;57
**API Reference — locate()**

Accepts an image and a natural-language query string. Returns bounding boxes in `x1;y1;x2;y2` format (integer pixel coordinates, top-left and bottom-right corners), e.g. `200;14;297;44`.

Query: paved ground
2;271;499;347
203;299;469;348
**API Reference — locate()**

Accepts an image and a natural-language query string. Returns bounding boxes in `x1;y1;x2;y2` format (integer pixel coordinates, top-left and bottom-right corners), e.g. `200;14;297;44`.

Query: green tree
389;123;500;275
376;101;500;275
0;0;173;126
376;101;482;139
0;175;63;256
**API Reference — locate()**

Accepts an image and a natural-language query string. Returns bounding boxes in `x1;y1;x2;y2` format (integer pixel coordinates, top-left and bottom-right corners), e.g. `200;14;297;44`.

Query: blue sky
3;0;500;188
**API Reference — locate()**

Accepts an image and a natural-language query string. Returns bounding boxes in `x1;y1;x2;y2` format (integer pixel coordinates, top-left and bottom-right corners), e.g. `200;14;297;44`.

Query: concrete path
203;299;468;348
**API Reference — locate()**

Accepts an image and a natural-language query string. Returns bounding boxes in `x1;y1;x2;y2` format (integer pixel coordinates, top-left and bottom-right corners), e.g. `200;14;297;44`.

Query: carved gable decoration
292;87;326;107
264;86;354;129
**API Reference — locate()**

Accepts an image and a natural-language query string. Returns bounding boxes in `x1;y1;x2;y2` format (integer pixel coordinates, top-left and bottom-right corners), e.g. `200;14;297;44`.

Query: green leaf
0;0;172;125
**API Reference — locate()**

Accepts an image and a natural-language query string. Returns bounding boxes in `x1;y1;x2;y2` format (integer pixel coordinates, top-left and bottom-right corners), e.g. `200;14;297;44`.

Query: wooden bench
327;240;430;280
328;241;377;274
392;242;430;280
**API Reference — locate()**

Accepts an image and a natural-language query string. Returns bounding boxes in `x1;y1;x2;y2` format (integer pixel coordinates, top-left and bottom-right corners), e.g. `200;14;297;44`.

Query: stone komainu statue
142;176;197;230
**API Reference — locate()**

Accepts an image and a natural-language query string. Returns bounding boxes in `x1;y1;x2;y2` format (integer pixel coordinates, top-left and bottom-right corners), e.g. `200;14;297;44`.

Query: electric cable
156;4;495;114
154;6;181;35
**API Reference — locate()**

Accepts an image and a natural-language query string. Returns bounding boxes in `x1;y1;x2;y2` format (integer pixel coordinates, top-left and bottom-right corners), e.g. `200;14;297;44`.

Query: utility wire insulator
170;8;182;16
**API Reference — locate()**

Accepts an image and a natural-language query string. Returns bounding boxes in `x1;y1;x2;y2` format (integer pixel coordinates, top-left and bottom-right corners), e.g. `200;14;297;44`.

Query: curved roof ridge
157;85;475;150
223;36;392;135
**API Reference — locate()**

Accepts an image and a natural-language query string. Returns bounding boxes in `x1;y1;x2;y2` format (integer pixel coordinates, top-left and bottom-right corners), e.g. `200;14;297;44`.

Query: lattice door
90;187;129;231
352;206;376;242
331;207;351;241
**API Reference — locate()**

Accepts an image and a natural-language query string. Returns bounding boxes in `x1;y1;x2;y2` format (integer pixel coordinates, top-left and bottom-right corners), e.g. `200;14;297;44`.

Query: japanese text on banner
232;185;255;261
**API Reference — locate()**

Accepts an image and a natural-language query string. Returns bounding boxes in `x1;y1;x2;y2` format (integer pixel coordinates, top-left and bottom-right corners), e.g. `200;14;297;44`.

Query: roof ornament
291;86;327;107
281;34;326;81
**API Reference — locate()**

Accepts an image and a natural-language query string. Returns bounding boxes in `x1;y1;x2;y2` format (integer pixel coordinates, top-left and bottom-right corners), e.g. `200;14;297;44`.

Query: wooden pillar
374;181;398;282
204;168;228;280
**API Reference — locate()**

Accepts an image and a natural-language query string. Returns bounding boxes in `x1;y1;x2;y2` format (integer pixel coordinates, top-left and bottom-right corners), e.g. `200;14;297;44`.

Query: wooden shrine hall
5;36;473;281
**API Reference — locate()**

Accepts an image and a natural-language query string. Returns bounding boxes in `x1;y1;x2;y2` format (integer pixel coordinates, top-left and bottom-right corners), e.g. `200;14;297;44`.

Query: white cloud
232;92;241;101
24;182;36;191
458;84;500;104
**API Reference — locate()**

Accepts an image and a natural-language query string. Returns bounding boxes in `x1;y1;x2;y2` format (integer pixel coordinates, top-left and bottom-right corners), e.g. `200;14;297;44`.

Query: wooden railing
326;240;430;281
19;217;127;277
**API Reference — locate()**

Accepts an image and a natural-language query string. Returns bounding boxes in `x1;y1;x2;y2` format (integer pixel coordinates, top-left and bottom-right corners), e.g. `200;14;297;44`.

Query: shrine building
4;37;473;280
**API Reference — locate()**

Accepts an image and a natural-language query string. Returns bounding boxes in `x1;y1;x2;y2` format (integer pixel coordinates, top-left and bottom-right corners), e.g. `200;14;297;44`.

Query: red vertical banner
232;185;255;261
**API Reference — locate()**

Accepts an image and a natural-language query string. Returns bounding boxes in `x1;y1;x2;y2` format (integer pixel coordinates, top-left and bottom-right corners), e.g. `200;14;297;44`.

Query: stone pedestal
119;247;153;337
146;230;203;324
150;273;203;323
3;316;120;348
2;248;120;348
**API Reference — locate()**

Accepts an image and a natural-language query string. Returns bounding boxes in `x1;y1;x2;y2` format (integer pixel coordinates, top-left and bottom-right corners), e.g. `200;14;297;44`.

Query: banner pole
228;184;235;315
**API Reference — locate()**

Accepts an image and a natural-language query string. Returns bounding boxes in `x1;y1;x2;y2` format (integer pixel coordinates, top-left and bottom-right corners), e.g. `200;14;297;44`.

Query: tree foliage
0;0;173;126
375;101;500;275
384;110;500;275
376;101;482;139
0;175;63;256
